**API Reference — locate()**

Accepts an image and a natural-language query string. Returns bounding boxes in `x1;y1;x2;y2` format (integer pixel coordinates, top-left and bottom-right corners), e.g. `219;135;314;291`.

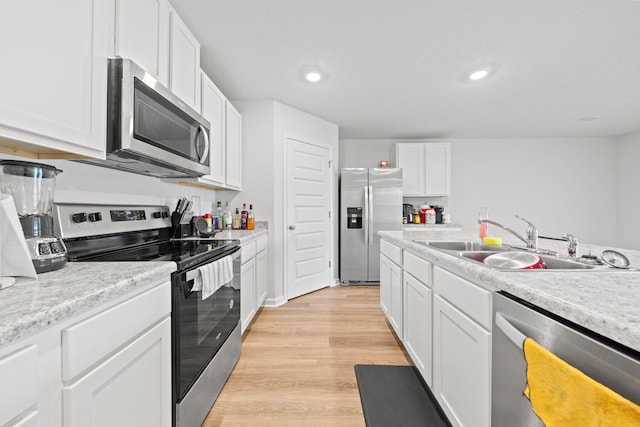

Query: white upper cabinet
396;142;451;196
164;71;243;191
114;0;170;87
199;72;227;185
169;6;201;112
396;143;425;195
0;0;110;158
225;102;243;190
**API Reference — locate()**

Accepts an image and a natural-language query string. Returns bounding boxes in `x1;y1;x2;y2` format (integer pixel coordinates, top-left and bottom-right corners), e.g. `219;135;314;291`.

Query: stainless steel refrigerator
340;168;403;283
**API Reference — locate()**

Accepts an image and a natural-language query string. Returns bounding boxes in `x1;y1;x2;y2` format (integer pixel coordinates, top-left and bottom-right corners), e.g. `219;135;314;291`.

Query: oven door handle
186;269;200;283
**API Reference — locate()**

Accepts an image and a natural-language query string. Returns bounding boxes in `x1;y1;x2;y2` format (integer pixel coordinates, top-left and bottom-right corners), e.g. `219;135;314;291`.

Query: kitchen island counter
380;229;640;353
0;261;176;347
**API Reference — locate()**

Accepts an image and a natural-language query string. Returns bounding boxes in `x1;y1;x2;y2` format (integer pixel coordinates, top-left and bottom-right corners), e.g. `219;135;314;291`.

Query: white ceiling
169;0;640;139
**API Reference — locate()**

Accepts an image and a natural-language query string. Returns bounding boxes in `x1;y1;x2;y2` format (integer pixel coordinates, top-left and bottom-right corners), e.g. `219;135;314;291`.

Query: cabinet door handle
289;225;296;230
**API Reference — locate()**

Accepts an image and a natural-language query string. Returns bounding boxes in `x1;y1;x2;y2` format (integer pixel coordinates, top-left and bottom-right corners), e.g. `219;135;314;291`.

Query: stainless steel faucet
564;234;579;259
539;233;580;259
478;214;538;249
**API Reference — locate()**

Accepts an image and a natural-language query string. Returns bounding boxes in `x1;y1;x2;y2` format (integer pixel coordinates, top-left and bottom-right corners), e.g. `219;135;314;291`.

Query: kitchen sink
426;241;509;252
420;241;613;272
460;251;599;270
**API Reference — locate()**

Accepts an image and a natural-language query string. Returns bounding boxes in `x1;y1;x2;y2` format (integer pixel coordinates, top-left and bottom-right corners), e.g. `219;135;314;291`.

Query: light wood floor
202;285;411;427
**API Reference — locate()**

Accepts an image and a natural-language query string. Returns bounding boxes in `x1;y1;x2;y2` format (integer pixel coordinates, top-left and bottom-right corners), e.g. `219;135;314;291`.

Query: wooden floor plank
201;285;410;427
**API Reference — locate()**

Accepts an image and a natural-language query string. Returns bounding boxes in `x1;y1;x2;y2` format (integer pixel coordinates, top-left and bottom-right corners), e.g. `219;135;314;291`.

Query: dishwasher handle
495;312;527;351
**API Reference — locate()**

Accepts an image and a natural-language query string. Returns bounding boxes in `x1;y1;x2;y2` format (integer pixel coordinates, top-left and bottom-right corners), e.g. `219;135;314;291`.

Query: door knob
289;225;296;230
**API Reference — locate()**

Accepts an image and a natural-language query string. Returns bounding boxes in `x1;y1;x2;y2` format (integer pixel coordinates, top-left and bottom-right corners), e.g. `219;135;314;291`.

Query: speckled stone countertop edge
379;230;640;353
211;229;268;245
0;262;176;347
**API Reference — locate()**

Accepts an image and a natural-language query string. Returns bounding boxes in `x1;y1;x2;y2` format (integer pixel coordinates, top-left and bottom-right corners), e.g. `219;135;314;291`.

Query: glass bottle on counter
247;204;255;230
240;203;248;230
223;201;233;230
232;208;241;229
215;201;223;230
478;206;489;238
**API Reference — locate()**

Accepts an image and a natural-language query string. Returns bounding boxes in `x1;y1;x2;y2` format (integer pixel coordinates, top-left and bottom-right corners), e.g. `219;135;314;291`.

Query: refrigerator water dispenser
347;207;363;229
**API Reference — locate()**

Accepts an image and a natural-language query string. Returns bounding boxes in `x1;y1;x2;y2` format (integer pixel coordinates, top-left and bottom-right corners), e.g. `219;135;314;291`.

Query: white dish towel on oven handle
192;255;234;300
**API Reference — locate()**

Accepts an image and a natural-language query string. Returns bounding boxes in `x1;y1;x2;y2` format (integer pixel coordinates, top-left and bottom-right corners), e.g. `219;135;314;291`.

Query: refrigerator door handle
364;186;369;246
368;185;373;246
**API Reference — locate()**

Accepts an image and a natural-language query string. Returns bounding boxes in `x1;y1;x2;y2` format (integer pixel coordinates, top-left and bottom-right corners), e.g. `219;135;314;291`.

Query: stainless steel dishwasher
492;291;640;426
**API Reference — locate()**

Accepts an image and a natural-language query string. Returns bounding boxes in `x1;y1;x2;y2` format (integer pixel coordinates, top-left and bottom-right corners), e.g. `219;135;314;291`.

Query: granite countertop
0;261;176;347
403;223;463;229
380;229;640;353
212;229;267;244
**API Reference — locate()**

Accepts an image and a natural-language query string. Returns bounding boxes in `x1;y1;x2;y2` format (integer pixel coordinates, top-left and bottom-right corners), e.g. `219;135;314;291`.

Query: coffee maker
0;160;67;273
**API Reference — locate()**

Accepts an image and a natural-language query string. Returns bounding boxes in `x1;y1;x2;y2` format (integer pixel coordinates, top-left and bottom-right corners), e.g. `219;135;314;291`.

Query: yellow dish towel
523;337;640;426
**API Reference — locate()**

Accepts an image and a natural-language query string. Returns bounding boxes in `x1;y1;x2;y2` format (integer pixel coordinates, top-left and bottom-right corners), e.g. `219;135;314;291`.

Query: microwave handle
196;124;210;165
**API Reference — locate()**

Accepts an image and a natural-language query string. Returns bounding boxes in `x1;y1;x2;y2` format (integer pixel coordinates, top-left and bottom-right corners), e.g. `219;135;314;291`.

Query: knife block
171;212;192;239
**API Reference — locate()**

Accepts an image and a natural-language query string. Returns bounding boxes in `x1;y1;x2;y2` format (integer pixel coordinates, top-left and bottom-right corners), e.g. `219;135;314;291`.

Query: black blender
0;160;67;273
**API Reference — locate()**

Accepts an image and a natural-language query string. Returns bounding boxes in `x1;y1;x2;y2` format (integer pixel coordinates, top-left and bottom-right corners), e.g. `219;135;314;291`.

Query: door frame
282;132;335;301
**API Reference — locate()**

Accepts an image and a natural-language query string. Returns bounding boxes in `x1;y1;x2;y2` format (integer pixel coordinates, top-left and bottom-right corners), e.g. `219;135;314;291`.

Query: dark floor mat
354;365;451;427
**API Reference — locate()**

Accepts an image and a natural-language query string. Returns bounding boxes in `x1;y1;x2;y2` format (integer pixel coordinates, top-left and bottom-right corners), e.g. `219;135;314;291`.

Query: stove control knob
72;212;87;223
161;211;169;218
152;211;162;219
88;212;102;222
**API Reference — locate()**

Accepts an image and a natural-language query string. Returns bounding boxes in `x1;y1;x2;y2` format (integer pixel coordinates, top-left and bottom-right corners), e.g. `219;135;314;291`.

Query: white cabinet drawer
0;345;38;426
256;235;267;253
380;240;402;265
62;281;171;381
241;241;256;262
403;251;432;287
63;318;172;427
433;267;492;330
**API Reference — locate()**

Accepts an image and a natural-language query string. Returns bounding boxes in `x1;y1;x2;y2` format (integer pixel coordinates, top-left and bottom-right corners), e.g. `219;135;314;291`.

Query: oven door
172;247;240;401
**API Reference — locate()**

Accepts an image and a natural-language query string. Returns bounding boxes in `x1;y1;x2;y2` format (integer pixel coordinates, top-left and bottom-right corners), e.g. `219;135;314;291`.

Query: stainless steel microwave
78;58;210;178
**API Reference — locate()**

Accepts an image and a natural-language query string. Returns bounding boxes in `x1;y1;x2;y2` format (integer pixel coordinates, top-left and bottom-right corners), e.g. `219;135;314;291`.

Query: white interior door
286;138;332;299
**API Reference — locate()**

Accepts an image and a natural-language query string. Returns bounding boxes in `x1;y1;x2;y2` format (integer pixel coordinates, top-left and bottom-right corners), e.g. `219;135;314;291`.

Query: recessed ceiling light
468;69;489;81
305;71;322;83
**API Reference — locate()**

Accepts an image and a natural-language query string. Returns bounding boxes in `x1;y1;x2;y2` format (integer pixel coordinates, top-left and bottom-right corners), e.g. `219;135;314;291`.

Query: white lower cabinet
240;255;256;334
379;254;392;317
0;279;171;427
63;318;172;427
433;268;491;427
239;238;260;334
402;251;433;384
0;321;67;427
379;253;403;339
379;239;493;427
240;235;269;334
403;271;432;385
256;236;268;306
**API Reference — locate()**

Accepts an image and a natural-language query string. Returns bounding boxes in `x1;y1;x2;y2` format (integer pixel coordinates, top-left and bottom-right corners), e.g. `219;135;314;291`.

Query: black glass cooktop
66;230;239;271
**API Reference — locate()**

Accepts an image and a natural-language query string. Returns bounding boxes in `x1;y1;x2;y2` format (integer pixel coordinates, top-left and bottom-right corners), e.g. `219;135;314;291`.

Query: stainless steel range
55;201;241;427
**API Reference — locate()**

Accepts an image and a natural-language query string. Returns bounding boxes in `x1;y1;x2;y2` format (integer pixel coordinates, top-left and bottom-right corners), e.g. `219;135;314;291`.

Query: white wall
447;138;617;247
234;101;339;305
0;154;218;210
340;137;619;247
616;131;640;250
